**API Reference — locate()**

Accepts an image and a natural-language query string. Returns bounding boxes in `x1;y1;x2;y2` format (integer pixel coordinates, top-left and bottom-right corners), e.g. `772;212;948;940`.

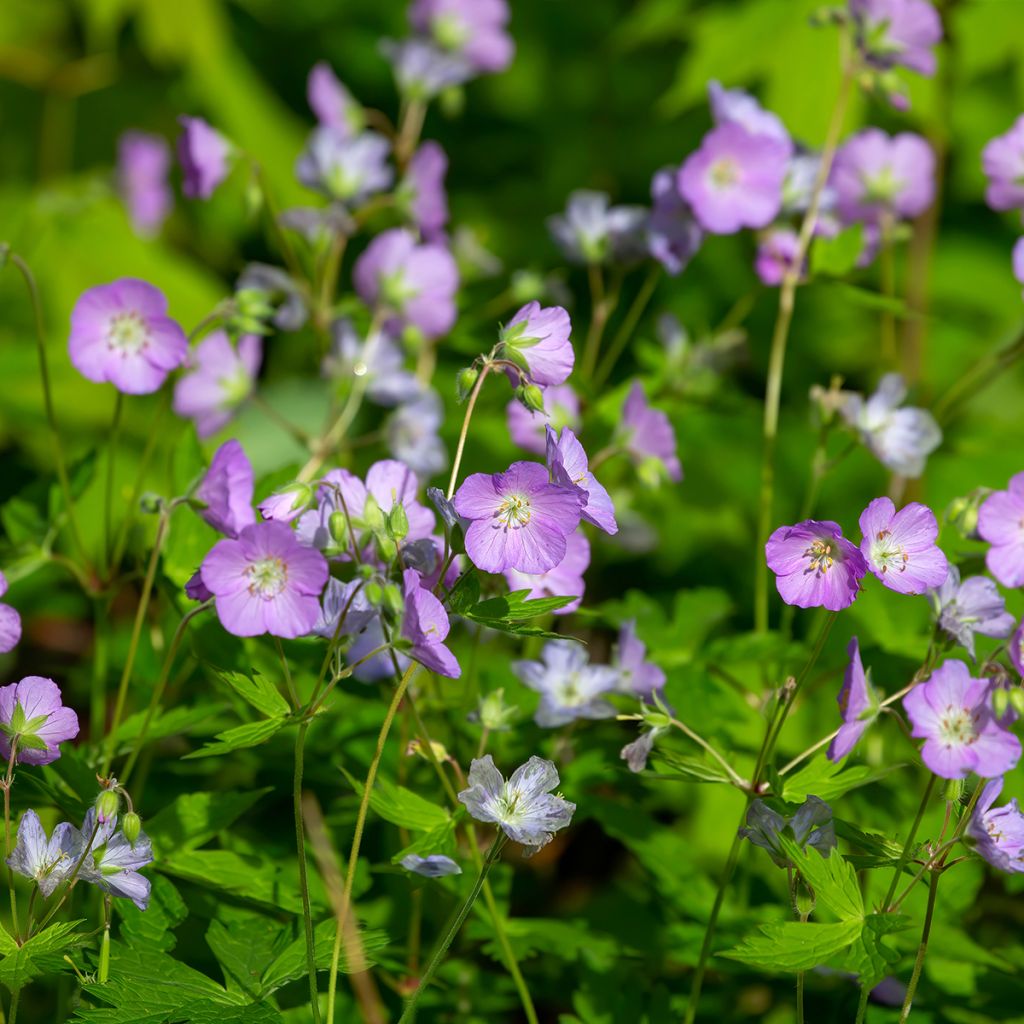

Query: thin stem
8;253;90;569
593;264;660;388
276;638;301;710
327;663;418;1024
753;57;855;632
90;600;110;746
8;989;17;1024
252;162;305;283
581;263;610;380
4;743;18;940
667;718;747;789
394;99;427;170
898;873;939;1023
294;721;323;1024
445;361;494;500
100;508;170;776
796;969;805;1024
397;836;507;1024
104;392;123;577
251;393;312;448
879;216;898;367
119;601;212;786
882;775;937;911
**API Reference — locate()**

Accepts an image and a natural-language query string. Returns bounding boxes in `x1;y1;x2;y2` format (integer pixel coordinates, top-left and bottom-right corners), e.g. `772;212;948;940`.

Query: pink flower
765;519;867;611
0;677;79;766
498;302;574;388
200;522;329;638
859;497;948;595
68;279;187;394
177;116;230;200
0;572;21;654
546;426;617;534
173;331;262;438
978;472;1024;587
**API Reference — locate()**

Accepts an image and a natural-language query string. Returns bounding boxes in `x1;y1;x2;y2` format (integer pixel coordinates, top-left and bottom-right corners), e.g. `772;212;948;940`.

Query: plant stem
593;264;660;388
8;253;90;570
100;507;170;776
326;663;418;1024
90;600;110;745
796;969;805;1024
397;836;507;1024
898;873;939;1023
882;774;937;911
103;392;123;577
445;361;494;500
581;263;612;380
752;57;855;633
879;216;898;367
3;744;19;940
667;717;747;789
294;720;323;1024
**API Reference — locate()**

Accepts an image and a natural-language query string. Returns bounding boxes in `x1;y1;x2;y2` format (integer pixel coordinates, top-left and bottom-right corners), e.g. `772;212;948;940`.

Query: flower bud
374;533;399;564
516;384;545;414
1011;689;1024;717
122;812;142;846
388;503;409;542
365;580;384;606
139;492;164;514
383;583;404;619
96;790;120;824
943;777;966;804
475;688;518;731
993;687;1011;719
456;366;479;402
329;510;352;548
946;488;989;541
362;494;386;533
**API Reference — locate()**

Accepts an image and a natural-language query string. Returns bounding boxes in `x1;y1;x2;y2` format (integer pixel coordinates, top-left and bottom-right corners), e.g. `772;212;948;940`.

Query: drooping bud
382;583;404;619
388;503;409;542
96;790;120;824
374;533;399;564
122;812;142;846
365;580;385;606
363;494;386;534
1010;689;1024;717
516;383;545;414
456;366;479;402
329;510;352;548
992;687;1011;720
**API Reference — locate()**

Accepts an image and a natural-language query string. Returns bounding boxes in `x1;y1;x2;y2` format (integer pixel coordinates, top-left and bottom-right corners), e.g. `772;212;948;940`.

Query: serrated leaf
0;919;88;992
219;671;290;719
118;876;187;953
146;789;272;854
778;838;863;922
467;590;577;622
445;570;480;614
340;768;450;832
206;912;292;999
842;913;912;988
647;751;731;784
833;819;905;869
183;718;287;760
109;703;226;752
392;819;459;863
721;919;862;972
464;618;576;639
782;755;904;803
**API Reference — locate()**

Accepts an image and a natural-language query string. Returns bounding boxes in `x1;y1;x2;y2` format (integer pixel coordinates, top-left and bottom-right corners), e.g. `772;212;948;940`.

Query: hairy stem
445;361;494;500
898;873;939;1023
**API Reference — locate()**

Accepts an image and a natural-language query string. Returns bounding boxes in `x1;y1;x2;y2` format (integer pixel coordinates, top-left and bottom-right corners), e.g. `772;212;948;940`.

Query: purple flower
195;440;256;539
850;0;943;76
755;228;803;286
117;131;172;238
983;116;1024;212
0;572;22;654
323;319;420;407
513;639;619;728
258;483;315;525
409;0;514;74
399;141;449;239
173;331;262;438
765;519;867;612
387;392;448;479
614;620;666;698
177;116;230;200
678;123;790;235
828;637;880;762
707;81;792;148
1014;238;1024;294
402;568;460;678
546;426;617;535
312;578;376;641
453;461;582;575
740;797;836;867
647;168;703;276
295;128;393;205
201;522;329;638
618;381;683;484
621;729;661;773
831;130;935;226
507;384;580;456
185;570;213;603
0;677;79;766
401;854;462;877
859;497;948;595
237;263;308;332
298;460;436;557
354;228;459;338
1011;620;1024;678
930;565;1015;659
968;777;1024;873
503;531;590;615
74;809;154;910
547;190;648;265
68;279;187;395
840;373;941;477
6;810;76;897
307;62;363;138
498;302;574;388
458;755;575;852
380;38;472;100
978;472;1024;587
904;660;1020;779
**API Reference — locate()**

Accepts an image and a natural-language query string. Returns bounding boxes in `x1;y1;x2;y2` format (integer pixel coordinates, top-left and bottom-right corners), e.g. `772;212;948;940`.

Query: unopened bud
517;384;545;414
383;583;404;618
363;494;386;533
375;533;399;564
993;688;1011;719
456;366;479;402
139;492;164;514
365;580;384;606
388;503;409;542
122;812;142;846
329;510;351;548
1010;689;1024;717
96;790;120;824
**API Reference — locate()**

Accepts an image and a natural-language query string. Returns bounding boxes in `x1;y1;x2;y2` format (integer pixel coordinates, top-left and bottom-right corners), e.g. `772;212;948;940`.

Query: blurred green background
3;1;1024;1021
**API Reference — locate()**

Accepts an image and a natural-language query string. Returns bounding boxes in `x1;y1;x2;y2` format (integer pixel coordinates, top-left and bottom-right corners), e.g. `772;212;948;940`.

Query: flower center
870;529;909;575
709;158;739;189
556;673;585;706
246;557;287;599
937;705;978;748
432;12;469;50
803;539;836;577
862;164;904;205
219;367;251;407
497;492;532;528
106;311;150;356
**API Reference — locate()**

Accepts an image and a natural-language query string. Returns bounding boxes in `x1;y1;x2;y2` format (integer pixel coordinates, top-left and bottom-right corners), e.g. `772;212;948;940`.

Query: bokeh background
3;0;1024;1021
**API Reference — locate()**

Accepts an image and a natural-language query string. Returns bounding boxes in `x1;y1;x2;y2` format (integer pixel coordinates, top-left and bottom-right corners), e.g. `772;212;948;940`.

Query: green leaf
118;876;187;953
0;920;88;992
146;789;272;854
777;838;863;922
445;570;480;614
218;671;290;719
466;590;577;622
182;718;287;760
206;911;291;999
108;703;226;754
809;224;864;277
720;919;862;972
647;751;732;784
833;819;905;869
391;819;459;864
781;755;904;803
259;919;389;995
341;768;450;832
842;913;912;988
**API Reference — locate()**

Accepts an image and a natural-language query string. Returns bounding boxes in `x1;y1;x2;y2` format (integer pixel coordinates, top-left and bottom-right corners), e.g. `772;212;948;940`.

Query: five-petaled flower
968;777;1024;874
173;331;262;439
0;677;80;767
512;639;619;728
859;496;948;595
765;519;867;611
978;471;1024;588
